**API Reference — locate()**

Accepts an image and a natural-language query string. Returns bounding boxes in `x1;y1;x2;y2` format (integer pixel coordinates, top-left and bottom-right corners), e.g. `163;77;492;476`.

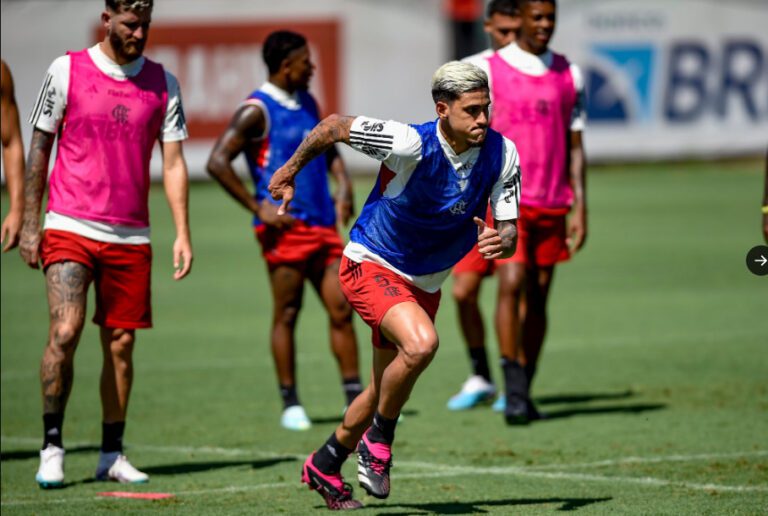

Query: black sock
468;346;492;383
312;432;354;474
342;377;363;406
366;412;398;445
101;421;125;453
279;384;299;409
42;413;64;449
524;362;537;389
500;358;528;398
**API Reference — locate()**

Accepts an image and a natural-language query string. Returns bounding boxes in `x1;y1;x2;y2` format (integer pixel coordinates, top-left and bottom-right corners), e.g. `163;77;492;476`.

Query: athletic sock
42;413;64;449
342;377;363;406
366;412;398;445
279;384;300;409
524;362;537;389
468;346;492;383
500;358;528;398
101;421;125;453
312;432;354;474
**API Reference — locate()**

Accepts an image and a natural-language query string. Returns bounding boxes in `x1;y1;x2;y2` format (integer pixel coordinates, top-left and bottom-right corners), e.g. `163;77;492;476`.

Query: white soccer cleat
447;375;496;411
95;451;149;483
36;444;65;489
280;405;312;431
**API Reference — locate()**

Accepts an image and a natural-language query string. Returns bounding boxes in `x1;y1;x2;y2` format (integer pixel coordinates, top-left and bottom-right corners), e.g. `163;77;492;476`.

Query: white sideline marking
2;436;766;507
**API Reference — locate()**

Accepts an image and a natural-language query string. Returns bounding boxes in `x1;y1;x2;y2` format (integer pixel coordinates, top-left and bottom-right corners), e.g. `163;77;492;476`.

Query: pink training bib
489;52;576;209
47;49;167;227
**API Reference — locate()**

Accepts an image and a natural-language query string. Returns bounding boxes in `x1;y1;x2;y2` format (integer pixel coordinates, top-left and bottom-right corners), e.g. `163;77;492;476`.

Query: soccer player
1;59;25;252
763;149;767;243
19;0;192;487
269;61;521;510
206;30;362;432
447;0;522;411
461;0;587;424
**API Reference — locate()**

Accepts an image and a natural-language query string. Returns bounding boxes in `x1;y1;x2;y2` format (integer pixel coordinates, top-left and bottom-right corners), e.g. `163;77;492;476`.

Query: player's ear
101;10;112;32
435;100;449;120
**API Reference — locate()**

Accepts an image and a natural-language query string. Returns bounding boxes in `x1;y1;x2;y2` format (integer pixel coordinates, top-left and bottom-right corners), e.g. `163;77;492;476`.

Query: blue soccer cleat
447;375;496;410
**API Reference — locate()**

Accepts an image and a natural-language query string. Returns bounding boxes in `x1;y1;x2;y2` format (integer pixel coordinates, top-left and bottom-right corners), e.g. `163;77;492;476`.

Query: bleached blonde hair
431;61;489;104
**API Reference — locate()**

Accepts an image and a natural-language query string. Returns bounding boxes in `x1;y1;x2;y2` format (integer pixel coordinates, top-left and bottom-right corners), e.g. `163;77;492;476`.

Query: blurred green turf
2;161;767;514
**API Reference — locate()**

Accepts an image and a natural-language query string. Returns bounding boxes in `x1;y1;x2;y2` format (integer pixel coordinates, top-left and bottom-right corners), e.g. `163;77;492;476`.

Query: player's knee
452;280;479;305
328;300;353;327
48;323;82;353
401;333;439;370
109;330;135;360
274;304;301;328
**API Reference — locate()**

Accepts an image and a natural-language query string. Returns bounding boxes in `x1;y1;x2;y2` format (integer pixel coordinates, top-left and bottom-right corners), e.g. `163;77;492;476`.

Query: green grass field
2;161;766;514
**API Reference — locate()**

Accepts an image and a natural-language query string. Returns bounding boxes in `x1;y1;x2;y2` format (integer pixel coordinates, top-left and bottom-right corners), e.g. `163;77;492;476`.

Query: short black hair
517;0;556;9
105;0;153;12
262;31;307;75
486;0;519;18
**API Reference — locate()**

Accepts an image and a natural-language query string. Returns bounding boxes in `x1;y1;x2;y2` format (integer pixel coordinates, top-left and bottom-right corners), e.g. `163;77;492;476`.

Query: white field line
2;435;767;507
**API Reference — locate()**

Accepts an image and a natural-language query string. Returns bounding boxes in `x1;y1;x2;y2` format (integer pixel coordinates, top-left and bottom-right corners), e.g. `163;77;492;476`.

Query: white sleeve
349;116;422;174
569;63;586;132
160;71;188;142
28;56;70;134
489;137;521;221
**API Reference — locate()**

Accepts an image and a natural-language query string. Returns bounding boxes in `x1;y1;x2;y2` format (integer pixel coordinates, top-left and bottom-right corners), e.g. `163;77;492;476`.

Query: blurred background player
447;0;521;411
486;0;587;424
269;61;520;510
1;59;25;252
19;0;192;487
207;30;362;432
763;148;767;243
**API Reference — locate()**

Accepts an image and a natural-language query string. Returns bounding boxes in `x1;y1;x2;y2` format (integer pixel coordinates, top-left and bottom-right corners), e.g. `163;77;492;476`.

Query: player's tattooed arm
19;129;55;269
206;104;266;216
269;114;355;214
495;219;518;259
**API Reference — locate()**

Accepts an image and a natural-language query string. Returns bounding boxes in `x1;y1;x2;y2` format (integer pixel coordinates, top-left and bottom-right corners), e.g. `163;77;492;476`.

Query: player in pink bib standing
19;0;192;487
449;0;588;423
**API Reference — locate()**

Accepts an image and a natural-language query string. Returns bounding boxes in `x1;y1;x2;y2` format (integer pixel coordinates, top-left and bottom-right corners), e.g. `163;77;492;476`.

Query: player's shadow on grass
541;402;666;420
140;456;296;476
365;495;612;514
536;389;635;405
312;409;419;425
0;445;100;462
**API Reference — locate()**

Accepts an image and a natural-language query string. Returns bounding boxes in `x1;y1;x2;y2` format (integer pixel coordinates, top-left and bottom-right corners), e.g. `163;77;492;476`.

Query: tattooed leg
99;327;135;423
41;261;92;414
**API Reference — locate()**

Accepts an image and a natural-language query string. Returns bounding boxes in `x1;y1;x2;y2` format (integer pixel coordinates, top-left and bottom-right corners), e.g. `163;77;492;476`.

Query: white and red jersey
29;44;188;244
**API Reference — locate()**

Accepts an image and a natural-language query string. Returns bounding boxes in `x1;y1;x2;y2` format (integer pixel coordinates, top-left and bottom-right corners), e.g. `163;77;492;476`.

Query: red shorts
339;256;441;350
452;205;570;275
40;229;152;329
255;221;343;269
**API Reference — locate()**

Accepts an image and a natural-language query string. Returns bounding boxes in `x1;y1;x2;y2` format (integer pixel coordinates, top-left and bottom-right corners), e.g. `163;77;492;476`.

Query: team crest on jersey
449;199;468;215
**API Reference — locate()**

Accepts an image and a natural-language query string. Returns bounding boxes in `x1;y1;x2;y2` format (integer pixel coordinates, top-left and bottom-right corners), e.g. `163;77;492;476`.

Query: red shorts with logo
452;205;570;275
40;229;153;329
255;221;343;269
339;256;441;350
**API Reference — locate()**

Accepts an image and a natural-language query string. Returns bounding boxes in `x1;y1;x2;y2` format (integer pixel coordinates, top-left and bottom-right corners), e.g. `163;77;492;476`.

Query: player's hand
259;199;295;230
567;208;587;252
18;221;41;269
475;217;503;260
1;210;22;252
268;165;295;216
172;234;193;280
763;212;767;244
335;193;355;227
